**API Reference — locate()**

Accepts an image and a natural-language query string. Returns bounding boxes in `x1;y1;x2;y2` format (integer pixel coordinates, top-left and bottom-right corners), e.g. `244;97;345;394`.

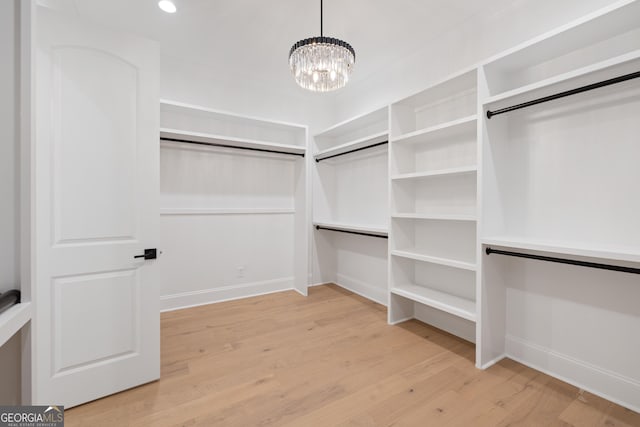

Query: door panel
53;270;139;374
35;7;159;407
53;46;138;243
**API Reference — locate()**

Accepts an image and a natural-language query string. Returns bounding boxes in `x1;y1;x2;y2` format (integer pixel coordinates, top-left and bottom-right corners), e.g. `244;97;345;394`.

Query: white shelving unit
390;284;476;322
483;49;640;107
393;216;477;265
392;213;477;222
391;165;477;181
0;303;32;348
314;107;388;151
388;68;479;346
312;107;389;305
479;0;640;412
159;100;310;305
390;69;477;139
481;0;640;98
392;174;477;218
161;100;307;147
391;250;476;272
392;114;477;144
389;252;477;339
391;111;477;178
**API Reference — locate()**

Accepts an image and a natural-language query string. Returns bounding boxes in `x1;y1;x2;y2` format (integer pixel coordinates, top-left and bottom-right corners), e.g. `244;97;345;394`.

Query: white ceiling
46;0;518;92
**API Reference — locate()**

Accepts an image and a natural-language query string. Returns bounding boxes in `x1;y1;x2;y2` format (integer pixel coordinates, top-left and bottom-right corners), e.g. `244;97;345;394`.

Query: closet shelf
391;115;477;144
160;99;307;132
314;107;388;139
160;128;306;156
392;166;477;181
161;208;296;216
482;0;640;95
313;221;388;237
391;284;476;322
0;302;32;348
482;236;640;264
314;131;388;162
391;250;477;271
391;68;477;109
392;213;477;222
483;49;640;107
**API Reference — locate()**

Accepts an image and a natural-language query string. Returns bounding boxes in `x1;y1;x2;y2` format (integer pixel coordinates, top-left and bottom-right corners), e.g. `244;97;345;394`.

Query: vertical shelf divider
388;68;480;349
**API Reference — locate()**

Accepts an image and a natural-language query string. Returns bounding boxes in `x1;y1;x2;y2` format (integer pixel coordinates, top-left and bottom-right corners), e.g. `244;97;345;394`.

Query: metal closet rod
160;137;305;157
0;290;21;315
315;225;388;239
485;247;640;275
316;141;388;162
486;70;640;119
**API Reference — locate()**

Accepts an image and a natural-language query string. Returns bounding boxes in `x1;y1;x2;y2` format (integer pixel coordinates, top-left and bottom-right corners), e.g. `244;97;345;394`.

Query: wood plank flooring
66;284;640;426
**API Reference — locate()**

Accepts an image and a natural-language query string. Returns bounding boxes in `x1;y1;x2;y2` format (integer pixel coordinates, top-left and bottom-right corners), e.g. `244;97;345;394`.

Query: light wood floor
66;284;640;426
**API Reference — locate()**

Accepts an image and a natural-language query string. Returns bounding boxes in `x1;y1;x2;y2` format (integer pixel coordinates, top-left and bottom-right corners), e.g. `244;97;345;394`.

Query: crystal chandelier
289;0;355;92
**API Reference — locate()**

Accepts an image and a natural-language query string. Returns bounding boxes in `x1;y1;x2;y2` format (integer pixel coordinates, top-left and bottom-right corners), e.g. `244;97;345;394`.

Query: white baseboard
413;304;476;344
506;334;640;413
160;277;294;312
478;353;506;370
388;316;413;326
335;273;387;306
309;282;330;287
293;287;308;297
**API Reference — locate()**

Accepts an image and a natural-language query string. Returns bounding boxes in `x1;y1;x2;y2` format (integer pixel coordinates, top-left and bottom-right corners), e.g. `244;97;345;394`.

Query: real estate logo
0;406;64;427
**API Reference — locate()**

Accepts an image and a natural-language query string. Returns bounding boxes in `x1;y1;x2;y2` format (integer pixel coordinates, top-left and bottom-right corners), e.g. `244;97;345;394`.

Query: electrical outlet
237;266;245;278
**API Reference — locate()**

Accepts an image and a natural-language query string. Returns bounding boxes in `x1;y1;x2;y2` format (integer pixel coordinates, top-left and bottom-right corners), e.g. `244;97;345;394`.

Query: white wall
332;234;388;305
0;333;21;405
0;0;22;405
159;143;300;310
0;0;19;294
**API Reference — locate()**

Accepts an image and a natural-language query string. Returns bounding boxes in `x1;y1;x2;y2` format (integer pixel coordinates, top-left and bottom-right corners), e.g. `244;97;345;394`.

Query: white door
34;7;160;408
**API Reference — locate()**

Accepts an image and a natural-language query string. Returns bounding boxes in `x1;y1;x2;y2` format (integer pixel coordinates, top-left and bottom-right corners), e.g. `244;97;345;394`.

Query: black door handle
134;248;157;260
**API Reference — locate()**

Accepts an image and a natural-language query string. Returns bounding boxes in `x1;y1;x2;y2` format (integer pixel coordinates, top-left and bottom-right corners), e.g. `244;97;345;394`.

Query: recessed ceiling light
158;0;176;13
